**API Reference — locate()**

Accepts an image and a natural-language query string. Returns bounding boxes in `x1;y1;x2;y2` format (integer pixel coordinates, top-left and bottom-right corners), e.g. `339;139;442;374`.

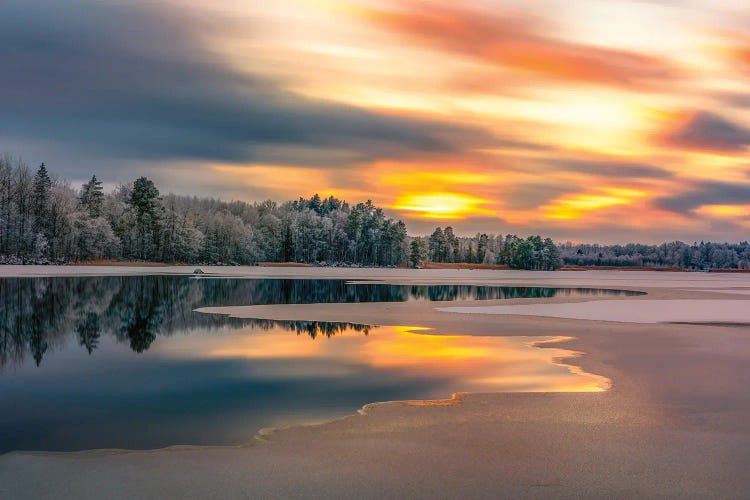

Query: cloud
544;159;673;179
360;2;676;89
0;0;497;171
655;181;750;213
719;93;750;109
504;183;574;210
663;112;750;153
732;45;750;67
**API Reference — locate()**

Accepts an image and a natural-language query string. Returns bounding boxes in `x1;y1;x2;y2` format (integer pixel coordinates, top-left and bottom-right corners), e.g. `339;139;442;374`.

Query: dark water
0;276;633;452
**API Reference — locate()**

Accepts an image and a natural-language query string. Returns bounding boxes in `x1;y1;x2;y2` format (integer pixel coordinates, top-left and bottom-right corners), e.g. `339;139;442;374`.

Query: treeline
3;156;749;271
0;156;406;266
409;227;562;270
559;241;750;270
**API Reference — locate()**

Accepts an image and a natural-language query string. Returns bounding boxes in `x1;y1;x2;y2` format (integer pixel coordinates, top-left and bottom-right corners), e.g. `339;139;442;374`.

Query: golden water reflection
187;325;609;395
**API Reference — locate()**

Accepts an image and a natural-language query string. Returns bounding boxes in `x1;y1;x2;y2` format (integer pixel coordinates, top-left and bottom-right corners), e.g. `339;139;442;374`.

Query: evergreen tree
428;227;446;262
443;226;459;262
31;163;52;257
477;233;489;264
32;163;52;220
409;238;428;268
80;175;104;218
128;177;162;260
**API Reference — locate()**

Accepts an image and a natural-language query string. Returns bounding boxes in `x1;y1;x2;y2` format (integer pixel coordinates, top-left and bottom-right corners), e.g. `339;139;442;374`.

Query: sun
392;192;494;219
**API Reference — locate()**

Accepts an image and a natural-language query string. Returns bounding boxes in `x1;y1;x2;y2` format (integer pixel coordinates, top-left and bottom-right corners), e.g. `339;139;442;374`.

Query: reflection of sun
393;192;494;219
198;324;608;392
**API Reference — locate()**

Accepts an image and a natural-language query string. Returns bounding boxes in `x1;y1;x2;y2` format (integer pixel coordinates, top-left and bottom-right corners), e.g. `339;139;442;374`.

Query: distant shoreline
8;260;749;273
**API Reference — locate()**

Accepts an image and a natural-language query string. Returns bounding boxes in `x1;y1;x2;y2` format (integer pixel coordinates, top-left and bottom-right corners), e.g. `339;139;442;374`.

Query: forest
0;156;407;266
410;227;562;270
1;156;748;270
559;241;750;270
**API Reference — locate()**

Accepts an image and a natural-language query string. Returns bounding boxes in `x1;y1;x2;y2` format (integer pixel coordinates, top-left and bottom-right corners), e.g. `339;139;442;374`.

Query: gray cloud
720;93;750;109
655;181;750;213
504;182;573;210
0;0;500;172
544;159;673;179
664;112;750;152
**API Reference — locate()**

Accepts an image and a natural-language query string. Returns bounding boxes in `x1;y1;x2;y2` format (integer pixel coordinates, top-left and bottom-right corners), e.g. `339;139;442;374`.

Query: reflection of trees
0;277;381;367
112;277;164;353
0;276;643;367
406;285;642;301
77;313;101;354
242;318;371;339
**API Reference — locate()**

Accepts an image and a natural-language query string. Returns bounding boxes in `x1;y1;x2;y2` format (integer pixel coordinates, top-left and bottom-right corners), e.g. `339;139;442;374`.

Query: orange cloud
393;192;494;220
694;204;750;218
542;187;648;220
212;164;367;201
359;2;676;89
736;47;750;66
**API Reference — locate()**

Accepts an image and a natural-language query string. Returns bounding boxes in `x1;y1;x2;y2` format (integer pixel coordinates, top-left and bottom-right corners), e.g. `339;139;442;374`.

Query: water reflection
0;276;618;453
200;325;608;393
0;322;607;453
0;276;640;368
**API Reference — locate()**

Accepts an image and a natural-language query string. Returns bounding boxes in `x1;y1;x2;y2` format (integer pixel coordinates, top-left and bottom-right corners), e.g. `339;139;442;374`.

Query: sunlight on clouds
379;168;496;189
694;204;750;218
542;187;648;220
214;165;330;192
679;153;750;182
393;192;494;220
212;164;365;201
141;1;750;240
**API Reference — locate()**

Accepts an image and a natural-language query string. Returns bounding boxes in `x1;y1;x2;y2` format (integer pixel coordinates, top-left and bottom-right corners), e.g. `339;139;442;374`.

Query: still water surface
0;276;633;452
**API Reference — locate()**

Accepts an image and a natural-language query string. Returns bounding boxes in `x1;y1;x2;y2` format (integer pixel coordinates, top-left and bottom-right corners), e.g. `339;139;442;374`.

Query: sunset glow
4;0;750;241
543;188;649;220
393;192;494;219
199;325;609;393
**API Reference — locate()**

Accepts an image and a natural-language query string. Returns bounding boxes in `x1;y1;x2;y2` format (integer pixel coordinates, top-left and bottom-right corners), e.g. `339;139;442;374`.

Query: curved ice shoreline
438;298;750;324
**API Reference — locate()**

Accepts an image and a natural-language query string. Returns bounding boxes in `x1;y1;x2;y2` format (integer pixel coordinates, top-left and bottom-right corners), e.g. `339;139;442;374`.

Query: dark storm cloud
0;0;498;168
664;112;750;153
544;159;673;179
655;181;750;213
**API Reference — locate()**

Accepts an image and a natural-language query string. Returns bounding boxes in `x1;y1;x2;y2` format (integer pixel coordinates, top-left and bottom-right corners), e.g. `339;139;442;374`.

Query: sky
2;0;750;242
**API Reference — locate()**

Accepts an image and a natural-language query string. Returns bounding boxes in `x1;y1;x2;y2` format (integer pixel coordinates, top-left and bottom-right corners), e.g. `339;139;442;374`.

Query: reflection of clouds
195;325;608;393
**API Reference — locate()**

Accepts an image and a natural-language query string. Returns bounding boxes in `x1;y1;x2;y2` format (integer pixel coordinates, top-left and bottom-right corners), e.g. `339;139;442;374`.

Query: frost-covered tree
128;177;162;260
2;153;748;270
80;175;104;218
409;238;428;268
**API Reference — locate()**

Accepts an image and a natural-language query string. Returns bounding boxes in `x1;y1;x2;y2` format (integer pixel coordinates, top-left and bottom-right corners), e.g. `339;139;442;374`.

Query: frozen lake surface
0;276;622;452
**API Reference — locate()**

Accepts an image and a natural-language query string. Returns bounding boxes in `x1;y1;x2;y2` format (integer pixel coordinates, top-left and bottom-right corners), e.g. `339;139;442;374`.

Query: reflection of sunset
197;325;609;393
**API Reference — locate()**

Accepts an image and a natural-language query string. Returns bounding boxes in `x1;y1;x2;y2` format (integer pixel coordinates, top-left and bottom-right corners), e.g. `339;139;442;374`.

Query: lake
0;276;635;452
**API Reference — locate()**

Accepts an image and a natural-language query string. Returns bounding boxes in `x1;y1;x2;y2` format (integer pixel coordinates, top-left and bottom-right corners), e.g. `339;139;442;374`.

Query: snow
438;299;750;324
